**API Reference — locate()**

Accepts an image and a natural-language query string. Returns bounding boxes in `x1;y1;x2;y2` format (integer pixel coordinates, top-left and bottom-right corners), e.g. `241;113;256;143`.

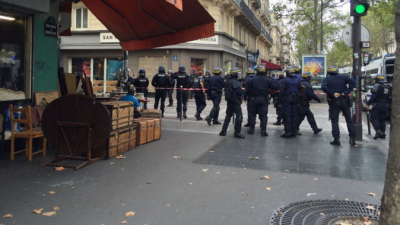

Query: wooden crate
153;118;161;140
128;125;136;150
141;109;161;118
134;120;147;145
102;101;134;130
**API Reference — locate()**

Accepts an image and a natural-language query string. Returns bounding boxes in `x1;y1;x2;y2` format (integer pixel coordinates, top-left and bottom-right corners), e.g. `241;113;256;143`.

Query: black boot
243;123;250;127
234;133;245;139
374;130;383;140
233;116;245;139
293;130;302;136
273;121;281;126
313;128;322;134
167;103;172;107
247;128;255;135
330;138;341;146
183;112;187;119
349;137;357;146
195;112;202;121
205;116;212;126
177;112;181;118
281;133;292;138
219;130;227;136
261;130;268;137
161;110;164;118
380;132;386;139
213;121;222;125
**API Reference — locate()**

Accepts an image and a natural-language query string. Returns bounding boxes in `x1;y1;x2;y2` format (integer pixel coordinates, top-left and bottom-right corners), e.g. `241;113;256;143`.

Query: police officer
292;65;302;81
322;66;357;146
167;70;175;107
152;65;172;117
366;75;391;139
189;69;197;99
278;66;302;138
246;65;274;136
273;73;285;125
172;66;191;119
203;70;212;99
192;73;207;120
243;68;255;128
297;71;323;134
205;68;224;125
219;68;245;139
133;68;149;109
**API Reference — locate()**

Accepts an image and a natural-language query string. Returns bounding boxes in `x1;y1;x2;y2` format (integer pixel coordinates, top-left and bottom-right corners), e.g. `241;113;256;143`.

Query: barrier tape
135;87;208;91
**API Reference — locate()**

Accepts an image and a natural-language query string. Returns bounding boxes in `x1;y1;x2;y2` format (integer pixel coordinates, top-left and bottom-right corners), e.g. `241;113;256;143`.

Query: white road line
162;128;220;134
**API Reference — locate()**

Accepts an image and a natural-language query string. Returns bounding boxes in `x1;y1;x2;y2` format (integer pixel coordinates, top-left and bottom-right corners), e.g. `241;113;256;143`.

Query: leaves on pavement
367;192;377;197
266;187;272;191
249;156;259;160
42;211;57;217
261;175;271;180
54;167;64;171
32;208;44;214
116;155;126;159
48;191;56;195
3;214;12;218
53;207;60;211
173;156;181;159
366;205;375;210
121;221;127;224
125;211;135;218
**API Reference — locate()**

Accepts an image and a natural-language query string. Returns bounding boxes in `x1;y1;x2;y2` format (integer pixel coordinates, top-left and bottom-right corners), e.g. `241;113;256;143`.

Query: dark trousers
154;90;167;112
329;97;356;138
283;95;298;134
190;90;194;99
168;89;174;104
222;102;243;133
194;92;206;113
370;102;388;133
276;105;282;123
137;90;148;109
208;91;222;121
176;90;188;113
248;96;269;130
298;103;318;131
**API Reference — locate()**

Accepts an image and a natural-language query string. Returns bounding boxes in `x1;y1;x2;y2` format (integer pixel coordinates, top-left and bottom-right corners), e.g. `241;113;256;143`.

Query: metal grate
270;200;380;225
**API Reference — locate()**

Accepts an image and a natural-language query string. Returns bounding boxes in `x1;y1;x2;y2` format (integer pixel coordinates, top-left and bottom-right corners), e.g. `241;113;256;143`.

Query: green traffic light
355;4;366;14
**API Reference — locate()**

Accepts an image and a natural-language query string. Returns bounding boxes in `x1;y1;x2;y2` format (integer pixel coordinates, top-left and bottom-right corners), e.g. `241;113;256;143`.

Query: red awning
261;59;282;70
82;0;215;51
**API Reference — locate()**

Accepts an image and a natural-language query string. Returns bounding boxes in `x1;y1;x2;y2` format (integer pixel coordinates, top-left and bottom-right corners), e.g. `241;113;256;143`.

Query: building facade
61;0;278;93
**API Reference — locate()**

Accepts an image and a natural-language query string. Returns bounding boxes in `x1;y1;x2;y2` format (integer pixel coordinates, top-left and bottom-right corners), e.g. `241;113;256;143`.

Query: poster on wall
82;61;91;76
191;59;205;74
34;91;59;106
107;60;123;80
302;54;327;88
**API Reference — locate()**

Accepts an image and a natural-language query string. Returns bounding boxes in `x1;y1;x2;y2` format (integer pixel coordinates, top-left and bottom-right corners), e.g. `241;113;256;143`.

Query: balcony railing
263;6;272;22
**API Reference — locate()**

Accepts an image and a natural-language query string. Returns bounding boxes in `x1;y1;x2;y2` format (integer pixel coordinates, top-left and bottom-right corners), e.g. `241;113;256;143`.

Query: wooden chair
10;105;47;161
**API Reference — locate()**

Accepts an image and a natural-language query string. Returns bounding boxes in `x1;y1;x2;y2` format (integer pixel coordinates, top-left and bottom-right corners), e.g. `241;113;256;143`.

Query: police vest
285;77;300;95
154;74;169;88
373;83;390;103
176;73;190;88
136;77;148;87
203;75;211;87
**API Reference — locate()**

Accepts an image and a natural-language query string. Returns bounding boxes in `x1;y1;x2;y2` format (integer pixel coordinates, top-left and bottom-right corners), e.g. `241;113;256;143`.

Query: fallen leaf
307;193;317;197
320;212;325;216
216;172;220;174
251;206;254;209
32;208;44;214
279;211;283;215
3;214;12;218
262;175;271;180
42;211;57;217
367;192;377;197
361;216;369;222
285;156;289;159
314;178;318;181
53;207;60;211
209;151;214;153
340;223;352;225
125;211;135;218
110;162;115;165
366;205;375;210
364;222;372;225
173;156;181;159
54;167;64;171
266;187;272;191
284;170;290;172
146;181;151;184
378;211;381;216
332;195;335;198
48;191;56;195
116;155;126;159
202;169;209;172
243;168;247;170
121;221;127;224
167;204;171;206
189;183;193;185
345;198;349;201
249;156;259;160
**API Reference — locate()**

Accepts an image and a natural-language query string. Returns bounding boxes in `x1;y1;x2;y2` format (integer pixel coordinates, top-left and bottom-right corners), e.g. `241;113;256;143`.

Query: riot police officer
203;71;211;99
205;68;224;125
243;68;255;128
322;66;357;146
246;65;274;136
278;67;302;138
297;71;323;134
273;73;285;125
219;68;245;139
366;75;391;139
292;65;302;81
133;68;149;109
172;66;191;119
167;70;175;107
152;65;172;117
193;73;207;120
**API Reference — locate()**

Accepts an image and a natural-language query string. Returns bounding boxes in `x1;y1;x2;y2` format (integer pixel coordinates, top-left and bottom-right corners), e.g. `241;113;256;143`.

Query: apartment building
60;0;277;93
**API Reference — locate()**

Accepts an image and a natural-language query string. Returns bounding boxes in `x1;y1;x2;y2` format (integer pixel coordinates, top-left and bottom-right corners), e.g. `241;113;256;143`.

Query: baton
180;85;183;122
365;96;371;135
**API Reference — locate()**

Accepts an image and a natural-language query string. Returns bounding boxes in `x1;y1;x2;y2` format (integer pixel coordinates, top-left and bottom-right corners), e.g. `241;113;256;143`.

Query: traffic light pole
352;16;363;141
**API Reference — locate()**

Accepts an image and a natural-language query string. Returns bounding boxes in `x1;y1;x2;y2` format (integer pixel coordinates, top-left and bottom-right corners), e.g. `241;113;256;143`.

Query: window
75;8;88;29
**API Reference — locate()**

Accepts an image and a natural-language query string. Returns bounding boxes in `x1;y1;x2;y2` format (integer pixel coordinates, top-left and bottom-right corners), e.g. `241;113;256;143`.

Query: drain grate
270;200;380;225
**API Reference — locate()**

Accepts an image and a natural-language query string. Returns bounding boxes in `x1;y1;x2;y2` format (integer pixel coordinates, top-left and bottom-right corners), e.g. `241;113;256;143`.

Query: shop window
191;59;205;75
0;14;30;100
223;60;232;76
75;8;88;29
71;58;91;78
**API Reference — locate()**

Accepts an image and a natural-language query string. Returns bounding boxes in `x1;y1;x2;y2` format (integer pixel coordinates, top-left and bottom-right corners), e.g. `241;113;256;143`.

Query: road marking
162;128;220;134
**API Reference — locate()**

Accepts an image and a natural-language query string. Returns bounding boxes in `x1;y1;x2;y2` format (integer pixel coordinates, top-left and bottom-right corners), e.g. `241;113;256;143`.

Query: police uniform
297;72;322;134
219;68;245;139
278;67;301;138
246;65;275;136
172;66;191;119
366;75;391;139
193;75;207;120
133;68;149;109
167;70;175;107
152;66;172;117
189;71;197;99
292;65;302;81
203;71;211;99
322;66;357;146
273;74;285;125
205;68;225;125
243;68;255;128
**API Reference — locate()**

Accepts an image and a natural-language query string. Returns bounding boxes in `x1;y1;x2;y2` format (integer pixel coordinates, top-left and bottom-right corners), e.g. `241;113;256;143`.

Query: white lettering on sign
100;32;120;43
187;35;219;45
232;41;240;51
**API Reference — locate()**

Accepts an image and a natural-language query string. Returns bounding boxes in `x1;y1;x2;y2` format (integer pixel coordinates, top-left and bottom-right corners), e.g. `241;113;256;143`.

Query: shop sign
232;41;240;51
247;54;256;63
173;54;178;61
100;32;120;43
44;16;58;37
187;35;219;45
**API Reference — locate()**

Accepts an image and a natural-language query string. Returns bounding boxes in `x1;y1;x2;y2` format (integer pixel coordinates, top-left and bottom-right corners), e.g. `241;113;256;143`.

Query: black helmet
302;71;313;81
246;68;255;76
158;65;165;74
213;67;222;75
327;66;338;75
255;65;266;75
292;65;300;73
205;70;210;75
138;68;146;77
167;70;172;74
192;69;197;74
178;65;185;73
285;66;295;77
229;68;240;79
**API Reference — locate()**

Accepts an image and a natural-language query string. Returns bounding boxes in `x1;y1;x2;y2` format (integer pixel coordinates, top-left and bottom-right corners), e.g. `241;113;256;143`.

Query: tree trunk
313;0;318;53
379;0;400;224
